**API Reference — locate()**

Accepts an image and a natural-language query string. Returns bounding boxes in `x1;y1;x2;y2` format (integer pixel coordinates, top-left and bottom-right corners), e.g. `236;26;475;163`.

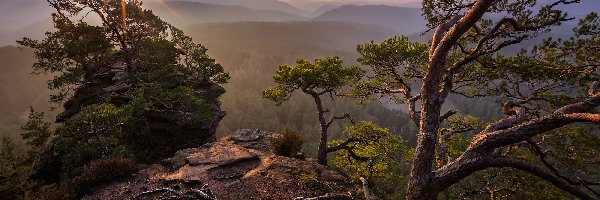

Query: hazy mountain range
2;0;598;46
144;1;307;26
313;5;425;34
0;0;427;46
166;0;307;16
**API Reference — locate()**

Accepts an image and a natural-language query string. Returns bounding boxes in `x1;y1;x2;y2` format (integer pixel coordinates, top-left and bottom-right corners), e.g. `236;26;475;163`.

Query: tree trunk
311;93;329;166
406;69;445;199
406;1;498;198
406;42;452;198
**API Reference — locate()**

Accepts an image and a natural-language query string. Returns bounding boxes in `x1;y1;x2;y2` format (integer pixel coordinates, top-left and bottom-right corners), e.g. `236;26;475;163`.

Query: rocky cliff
84;130;362;200
54;62;226;162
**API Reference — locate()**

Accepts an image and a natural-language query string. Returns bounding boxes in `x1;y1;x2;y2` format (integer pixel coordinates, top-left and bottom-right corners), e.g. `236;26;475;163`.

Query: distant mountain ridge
160;0;307;16
313;4;427;35
143;1;305;27
291;1;422;13
310;5;340;18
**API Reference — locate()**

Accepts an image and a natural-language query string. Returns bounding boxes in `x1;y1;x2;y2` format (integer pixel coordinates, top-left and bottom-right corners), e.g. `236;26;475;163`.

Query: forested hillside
313;5;426;35
184;21;419;151
0;20;539;153
0;21;423;152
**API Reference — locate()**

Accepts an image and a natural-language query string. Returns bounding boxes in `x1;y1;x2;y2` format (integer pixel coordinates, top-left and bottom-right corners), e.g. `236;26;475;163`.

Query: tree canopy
263;57;364;105
346;0;600;199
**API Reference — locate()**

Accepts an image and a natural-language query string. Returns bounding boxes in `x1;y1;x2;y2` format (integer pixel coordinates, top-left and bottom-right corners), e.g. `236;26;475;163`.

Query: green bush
0;137;31;200
270;129;304;158
299;171;332;193
42;158;136;200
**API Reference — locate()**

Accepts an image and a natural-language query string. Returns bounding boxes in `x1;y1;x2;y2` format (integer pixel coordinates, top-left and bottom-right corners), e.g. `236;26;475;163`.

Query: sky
282;0;419;8
282;0;416;2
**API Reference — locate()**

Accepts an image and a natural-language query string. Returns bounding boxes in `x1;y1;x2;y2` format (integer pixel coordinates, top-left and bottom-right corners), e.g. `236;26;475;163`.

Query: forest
0;0;599;199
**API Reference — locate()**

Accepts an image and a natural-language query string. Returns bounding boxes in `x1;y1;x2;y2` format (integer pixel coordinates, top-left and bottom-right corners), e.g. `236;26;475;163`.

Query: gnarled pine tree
262;57;364;165
352;0;599;199
17;0;229;192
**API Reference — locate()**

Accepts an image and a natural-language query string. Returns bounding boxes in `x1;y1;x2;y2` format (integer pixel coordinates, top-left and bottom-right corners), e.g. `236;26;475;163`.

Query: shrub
299;171;332;193
42;158;136;200
0;137;31;200
270;129;304;157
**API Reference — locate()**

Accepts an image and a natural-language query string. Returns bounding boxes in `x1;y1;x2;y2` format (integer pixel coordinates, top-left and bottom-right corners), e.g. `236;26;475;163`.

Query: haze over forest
1;0;598;145
0;0;435;148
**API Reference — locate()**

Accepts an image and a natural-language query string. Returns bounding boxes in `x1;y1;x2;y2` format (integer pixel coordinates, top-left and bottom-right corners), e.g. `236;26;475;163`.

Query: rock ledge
84;129;360;200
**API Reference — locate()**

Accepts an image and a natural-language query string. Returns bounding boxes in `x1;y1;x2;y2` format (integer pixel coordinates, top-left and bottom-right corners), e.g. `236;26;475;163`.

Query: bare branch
359;177;373;200
408;94;421;126
327;137;369;161
436;127;476;168
440;109;458;123
470;95;600;154
325;113;354;130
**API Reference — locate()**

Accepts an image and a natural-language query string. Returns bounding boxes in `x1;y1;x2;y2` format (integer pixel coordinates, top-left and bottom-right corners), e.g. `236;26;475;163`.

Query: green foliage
444;168;571;200
130;85;210;126
18;1;228;105
263;56;367;165
351;36;427;104
357;36;428;67
330;122;407;179
542;127;600;183
330;121;412;197
41;158;135;200
446;134;469;160
0;137;32;200
53;104;133;177
270;130;304;158
299;171;333;193
445;115;482;133
262;57;364;105
21;108;52;149
18;22;114;104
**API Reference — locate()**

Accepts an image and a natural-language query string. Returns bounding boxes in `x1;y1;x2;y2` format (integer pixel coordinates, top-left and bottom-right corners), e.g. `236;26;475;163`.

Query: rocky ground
83;130;363;200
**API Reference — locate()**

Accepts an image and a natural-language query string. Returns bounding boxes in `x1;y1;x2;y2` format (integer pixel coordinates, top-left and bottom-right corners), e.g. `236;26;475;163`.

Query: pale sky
281;0;419;5
282;0;417;3
281;0;421;10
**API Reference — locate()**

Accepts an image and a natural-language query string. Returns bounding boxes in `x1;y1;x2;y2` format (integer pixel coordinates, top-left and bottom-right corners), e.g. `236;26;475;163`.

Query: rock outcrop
84;130;361;200
54;63;226;162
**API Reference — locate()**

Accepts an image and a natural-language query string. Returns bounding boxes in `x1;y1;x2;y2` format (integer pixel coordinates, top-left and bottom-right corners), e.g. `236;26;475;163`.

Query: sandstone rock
84;130;361;200
232;129;278;142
